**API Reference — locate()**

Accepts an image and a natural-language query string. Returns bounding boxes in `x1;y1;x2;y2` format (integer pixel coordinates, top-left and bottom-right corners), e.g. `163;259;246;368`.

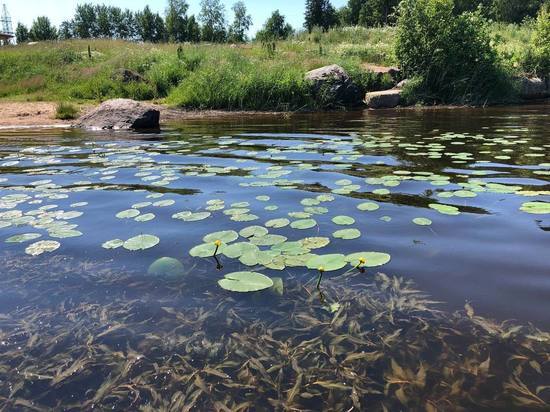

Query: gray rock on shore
74;99;160;130
364;89;402;109
305;64;363;108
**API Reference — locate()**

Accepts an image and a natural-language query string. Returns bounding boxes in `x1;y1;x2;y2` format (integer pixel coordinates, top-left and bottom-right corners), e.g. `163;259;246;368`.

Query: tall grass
0;23;533;109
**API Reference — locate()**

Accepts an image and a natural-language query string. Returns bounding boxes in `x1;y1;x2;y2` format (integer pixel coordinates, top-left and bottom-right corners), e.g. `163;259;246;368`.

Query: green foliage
395;0;510;104
228;1;252;42
29;17;58;41
136;6;166;43
55;102;79;120
165;0;190;43
523;3;550;76
199;0;227;42
15;23;30;43
305;0;338;32
167;54;313;110
256;10;294;41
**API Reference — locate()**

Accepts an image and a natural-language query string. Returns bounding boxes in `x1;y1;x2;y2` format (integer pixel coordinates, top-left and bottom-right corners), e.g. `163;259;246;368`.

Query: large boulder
364;89;402;109
74;99;160;130
305;64;363;108
518;77;549;100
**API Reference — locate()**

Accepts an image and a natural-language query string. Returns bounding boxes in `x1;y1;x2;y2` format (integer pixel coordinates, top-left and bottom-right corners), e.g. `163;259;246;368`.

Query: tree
256;10;294;41
95;5;113;38
186;15;201;42
29;16;58;41
490;0;545;23
166;0;189;42
136;6;166;43
119;9;137;40
358;0;399;26
59;21;74;40
304;0;337;32
228;1;252;42
199;0;227;42
73;4;97;38
15;23;29;43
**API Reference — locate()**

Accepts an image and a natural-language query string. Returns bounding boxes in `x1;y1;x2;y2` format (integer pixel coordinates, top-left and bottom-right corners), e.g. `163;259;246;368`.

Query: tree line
14;0;548;44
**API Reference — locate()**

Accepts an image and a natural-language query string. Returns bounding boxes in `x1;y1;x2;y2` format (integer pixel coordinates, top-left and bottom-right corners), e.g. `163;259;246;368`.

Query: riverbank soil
0;101;291;128
0;102;71;127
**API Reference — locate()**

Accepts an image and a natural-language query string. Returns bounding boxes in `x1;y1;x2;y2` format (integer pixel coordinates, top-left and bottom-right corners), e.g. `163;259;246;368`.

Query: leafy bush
395;0;510;104
55;102;79;120
523;4;550;77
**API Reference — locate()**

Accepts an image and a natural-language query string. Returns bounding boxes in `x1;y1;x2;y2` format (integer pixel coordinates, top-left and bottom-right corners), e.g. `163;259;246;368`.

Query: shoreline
0;100;548;130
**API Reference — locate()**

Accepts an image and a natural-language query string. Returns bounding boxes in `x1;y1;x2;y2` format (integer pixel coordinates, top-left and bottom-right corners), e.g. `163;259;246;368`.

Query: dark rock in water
113;68;146;83
518;77;549;100
364;89;402;109
74;99;160;130
305;64;363;108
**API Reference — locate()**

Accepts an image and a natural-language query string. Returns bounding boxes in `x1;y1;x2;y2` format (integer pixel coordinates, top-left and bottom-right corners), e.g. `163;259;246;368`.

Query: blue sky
5;0;347;35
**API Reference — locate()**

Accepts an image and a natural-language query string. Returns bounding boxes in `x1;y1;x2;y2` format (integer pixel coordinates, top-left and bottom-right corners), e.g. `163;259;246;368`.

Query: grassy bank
0;24;535;110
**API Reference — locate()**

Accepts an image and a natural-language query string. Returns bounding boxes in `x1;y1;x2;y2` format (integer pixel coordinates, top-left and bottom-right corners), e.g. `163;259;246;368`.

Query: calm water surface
0;104;549;410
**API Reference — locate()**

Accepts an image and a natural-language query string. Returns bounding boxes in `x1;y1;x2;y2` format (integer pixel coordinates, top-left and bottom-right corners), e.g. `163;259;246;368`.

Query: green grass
55;102;80;120
0;23;533;110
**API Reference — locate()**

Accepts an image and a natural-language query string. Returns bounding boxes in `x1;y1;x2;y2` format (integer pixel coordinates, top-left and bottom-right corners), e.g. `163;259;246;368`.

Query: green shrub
523;3;550;76
395;0;511;104
55;102;79;120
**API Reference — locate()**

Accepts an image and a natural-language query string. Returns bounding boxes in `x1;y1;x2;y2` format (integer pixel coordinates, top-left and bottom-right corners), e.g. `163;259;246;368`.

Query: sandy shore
0;101;290;129
0;102;72;127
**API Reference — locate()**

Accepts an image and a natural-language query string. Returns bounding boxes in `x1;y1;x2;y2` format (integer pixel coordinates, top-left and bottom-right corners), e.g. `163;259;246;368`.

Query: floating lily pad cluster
0;125;548;264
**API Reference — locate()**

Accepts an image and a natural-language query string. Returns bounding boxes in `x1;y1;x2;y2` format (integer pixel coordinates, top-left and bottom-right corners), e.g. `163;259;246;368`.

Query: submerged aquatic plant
1;254;549;411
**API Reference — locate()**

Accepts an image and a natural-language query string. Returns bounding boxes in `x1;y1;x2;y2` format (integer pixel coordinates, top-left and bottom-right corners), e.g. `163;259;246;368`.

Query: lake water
0;105;549;410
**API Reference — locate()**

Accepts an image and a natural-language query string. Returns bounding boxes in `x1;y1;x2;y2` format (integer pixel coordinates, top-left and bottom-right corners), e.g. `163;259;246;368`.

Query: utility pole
0;3;14;45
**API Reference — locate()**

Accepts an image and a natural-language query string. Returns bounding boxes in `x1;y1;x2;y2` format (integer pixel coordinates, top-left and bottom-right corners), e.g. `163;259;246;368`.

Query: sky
3;0;347;35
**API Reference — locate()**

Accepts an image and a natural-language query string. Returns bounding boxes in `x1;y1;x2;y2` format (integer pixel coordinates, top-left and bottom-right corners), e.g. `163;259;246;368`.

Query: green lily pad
135;213;155;222
25;240;61;256
102;239;124;249
413;217;432;226
123;234;160;251
147;257;185;278
49;229;83;239
172;211;211;221
239;225;268;238
116;209;140;219
332;215;355;225
270;277;284;296
222;242;259;258
231;213;259;222
300;237;330;249
333;228;361;240
429;203;460;216
266;218;290;228
357;202;380;211
290;219;317;229
189;242;222;258
520;201;550;214
346;252;391;267
256;195;270;201
6;233;42;243
203;230;239;244
218;271;274;293
153;199;175;207
306;254;347;271
250;234;287;246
